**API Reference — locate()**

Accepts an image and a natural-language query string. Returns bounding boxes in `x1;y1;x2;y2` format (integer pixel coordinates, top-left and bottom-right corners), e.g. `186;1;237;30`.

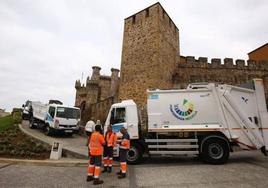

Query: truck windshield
25;100;31;107
56;107;80;119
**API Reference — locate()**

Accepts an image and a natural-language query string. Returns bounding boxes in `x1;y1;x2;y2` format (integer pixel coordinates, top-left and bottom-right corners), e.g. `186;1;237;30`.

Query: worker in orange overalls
117;127;130;179
102;125;117;173
87;124;105;185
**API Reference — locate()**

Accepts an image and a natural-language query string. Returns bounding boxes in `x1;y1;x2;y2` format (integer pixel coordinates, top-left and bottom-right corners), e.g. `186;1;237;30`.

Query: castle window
132;15;136;24
145;8;149;17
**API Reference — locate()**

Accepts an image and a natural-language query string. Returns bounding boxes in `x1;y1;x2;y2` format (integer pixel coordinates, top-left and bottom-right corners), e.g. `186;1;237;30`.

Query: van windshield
56;107;80;119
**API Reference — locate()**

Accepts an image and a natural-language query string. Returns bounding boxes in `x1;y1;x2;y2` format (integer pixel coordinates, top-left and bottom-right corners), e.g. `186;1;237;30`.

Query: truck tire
44;125;53;136
200;137;230;165
127;143;143;164
29;117;36;129
66;133;73;137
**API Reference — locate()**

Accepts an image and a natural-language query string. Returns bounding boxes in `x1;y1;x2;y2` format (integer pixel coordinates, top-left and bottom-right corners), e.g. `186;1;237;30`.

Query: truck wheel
29;118;36;129
127;143;143;164
201;137;229;165
66;133;73;137
22;113;25;120
44;125;53;136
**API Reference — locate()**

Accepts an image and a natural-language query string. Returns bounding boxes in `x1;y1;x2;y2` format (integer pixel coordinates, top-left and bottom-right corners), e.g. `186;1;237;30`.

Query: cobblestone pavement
1;150;268;188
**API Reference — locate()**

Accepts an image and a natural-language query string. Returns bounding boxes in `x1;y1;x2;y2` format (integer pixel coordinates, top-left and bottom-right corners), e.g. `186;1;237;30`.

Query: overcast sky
0;0;267;112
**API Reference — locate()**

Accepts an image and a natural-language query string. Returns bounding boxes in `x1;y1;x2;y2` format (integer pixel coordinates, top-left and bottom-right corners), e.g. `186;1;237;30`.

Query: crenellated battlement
124;2;179;35
179;56;268;70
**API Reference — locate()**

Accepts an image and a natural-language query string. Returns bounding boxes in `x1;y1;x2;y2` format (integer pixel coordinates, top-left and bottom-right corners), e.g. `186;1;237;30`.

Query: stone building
75;2;268;125
75;66;119;124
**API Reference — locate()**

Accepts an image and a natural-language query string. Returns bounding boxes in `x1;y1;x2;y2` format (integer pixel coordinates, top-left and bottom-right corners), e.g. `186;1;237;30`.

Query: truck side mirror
22;104;25;108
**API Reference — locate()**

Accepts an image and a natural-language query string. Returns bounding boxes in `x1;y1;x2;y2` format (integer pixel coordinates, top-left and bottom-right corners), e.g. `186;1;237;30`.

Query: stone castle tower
75;66;119;124
119;3;180;109
75;2;268;125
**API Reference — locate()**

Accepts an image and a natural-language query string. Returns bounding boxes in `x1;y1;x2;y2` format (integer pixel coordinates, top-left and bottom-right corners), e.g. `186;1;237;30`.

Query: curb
0;157;120;167
0;157;88;167
18;123;88;159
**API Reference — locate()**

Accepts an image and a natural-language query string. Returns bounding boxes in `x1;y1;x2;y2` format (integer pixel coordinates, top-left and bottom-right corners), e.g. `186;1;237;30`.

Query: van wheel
127;143;143;164
44;125;53;136
201;137;229;165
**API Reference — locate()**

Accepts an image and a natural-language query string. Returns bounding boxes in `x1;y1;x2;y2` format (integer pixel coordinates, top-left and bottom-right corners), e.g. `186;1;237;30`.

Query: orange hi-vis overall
103;131;117;167
88;132;105;179
119;133;130;174
87;134;92;176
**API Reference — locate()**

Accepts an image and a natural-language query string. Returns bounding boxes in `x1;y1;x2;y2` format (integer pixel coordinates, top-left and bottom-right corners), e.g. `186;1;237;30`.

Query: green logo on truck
170;99;197;120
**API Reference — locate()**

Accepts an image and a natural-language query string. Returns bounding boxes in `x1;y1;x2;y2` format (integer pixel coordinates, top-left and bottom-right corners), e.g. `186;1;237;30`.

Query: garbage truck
104;79;268;164
29;100;81;136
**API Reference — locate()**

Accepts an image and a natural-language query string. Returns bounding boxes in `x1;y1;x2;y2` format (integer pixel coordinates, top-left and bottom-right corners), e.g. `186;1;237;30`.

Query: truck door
108;107;127;157
109;107;127;135
47;106;55;124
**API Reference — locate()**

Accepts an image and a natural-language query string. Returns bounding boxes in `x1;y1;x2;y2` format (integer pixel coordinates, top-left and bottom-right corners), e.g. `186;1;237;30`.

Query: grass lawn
0;115;14;132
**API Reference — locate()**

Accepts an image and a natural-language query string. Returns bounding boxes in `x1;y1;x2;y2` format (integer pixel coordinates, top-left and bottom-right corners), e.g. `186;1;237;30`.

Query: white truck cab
22;100;33;120
105;100;139;139
104;79;268;164
30;101;81;136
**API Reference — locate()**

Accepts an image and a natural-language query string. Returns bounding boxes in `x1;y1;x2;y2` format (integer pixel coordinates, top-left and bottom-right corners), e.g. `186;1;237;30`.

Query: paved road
1;150;268;188
20;120;88;158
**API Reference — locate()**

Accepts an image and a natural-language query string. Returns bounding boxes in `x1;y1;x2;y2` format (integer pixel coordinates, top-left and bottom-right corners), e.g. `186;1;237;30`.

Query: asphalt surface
20;120;88;158
1;150;268;188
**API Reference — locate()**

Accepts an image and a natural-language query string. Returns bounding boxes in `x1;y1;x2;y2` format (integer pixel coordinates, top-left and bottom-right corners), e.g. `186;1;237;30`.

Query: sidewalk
19;120;88;159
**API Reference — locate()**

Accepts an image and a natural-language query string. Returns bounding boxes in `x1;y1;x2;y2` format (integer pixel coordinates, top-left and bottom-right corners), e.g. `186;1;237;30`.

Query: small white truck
104;79;268;164
29;101;81;136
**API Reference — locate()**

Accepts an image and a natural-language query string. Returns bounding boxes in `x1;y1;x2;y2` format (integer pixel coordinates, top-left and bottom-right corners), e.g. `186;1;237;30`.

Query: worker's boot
86;176;94;182
93;178;104;185
107;167;112;173
102;166;107;173
116;170;121;175
118;173;126;179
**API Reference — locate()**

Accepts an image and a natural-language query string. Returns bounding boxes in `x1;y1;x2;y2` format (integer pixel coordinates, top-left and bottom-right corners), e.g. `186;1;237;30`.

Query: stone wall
90;97;115;125
174;56;268;98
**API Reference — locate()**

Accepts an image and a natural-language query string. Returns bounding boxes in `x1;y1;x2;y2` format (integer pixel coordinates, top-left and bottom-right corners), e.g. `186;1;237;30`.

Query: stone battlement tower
75;66;119;124
119;2;180;109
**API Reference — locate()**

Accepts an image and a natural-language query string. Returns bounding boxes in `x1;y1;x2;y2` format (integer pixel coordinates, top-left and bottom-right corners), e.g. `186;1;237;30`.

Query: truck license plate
65;130;72;133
